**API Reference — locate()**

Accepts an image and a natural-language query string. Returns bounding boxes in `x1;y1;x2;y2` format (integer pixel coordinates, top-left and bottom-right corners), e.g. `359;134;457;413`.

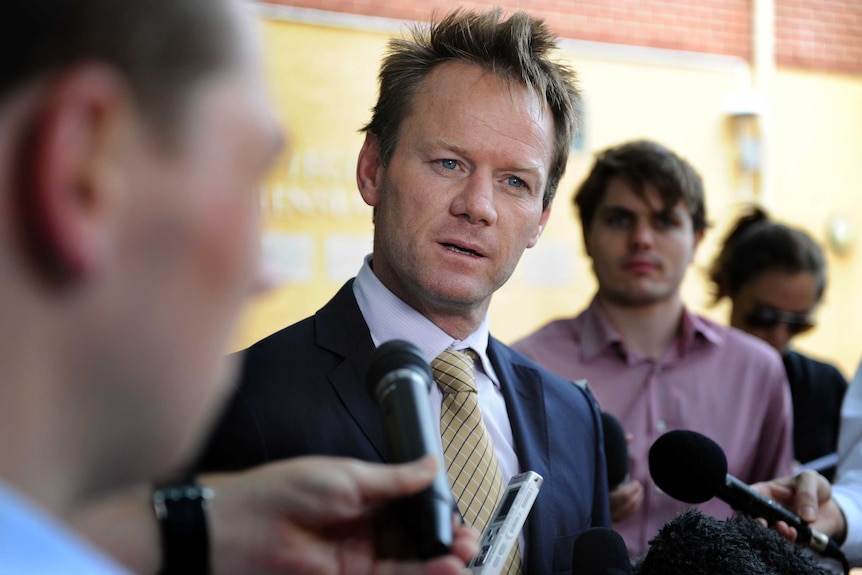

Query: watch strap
152;481;213;575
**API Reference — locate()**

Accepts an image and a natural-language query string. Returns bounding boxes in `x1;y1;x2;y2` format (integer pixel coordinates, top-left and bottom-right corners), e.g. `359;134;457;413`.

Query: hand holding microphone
601;412;629;490
648;429;846;566
601;412;643;523
750;470;847;545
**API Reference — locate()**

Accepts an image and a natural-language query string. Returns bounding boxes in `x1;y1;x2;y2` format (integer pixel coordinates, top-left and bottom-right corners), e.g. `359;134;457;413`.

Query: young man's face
357;61;553;330
584;176;701;308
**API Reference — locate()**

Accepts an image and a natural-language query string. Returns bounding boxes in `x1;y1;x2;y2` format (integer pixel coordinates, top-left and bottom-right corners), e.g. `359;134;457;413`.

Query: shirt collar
580;296;723;361
353;255;499;385
580;297;623;361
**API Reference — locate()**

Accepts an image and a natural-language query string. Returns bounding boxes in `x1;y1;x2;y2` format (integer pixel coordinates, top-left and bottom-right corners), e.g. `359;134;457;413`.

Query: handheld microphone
648;429;832;554
571;526;632;575
600;412;629;489
366;339;456;559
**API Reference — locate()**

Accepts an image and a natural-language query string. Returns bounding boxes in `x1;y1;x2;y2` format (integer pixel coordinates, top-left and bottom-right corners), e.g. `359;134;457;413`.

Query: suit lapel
315;280;390;461
489;338;551;478
489;338;552;573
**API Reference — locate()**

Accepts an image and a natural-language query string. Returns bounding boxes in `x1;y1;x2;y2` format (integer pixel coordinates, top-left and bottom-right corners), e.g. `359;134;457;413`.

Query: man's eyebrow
428;137;544;174
599;205;635;215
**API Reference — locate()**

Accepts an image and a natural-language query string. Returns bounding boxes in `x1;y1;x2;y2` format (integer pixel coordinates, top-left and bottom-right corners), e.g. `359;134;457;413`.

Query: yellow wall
768;69;862;377
240;11;862;378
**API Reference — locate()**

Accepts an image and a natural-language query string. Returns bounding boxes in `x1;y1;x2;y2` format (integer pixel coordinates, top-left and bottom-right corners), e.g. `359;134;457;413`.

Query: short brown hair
1;0;241;141
574;140;708;232
362;8;581;209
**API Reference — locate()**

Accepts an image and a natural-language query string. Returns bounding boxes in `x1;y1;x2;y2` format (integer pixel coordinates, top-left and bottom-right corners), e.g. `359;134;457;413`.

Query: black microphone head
366;339;432;403
648;430;728;504
571;527;632;575
601;412;629;489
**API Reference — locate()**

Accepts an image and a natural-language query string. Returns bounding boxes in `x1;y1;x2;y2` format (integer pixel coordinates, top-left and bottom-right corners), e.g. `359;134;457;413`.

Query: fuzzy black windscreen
632;509;831;575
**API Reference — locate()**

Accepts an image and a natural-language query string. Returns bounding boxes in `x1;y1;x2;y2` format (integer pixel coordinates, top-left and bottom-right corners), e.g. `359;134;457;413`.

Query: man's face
358;61;553;332
110;48;281;471
584;177;701;308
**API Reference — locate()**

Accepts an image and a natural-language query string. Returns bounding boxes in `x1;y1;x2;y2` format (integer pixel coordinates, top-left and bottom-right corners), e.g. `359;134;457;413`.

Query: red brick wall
262;0;862;74
776;0;862;73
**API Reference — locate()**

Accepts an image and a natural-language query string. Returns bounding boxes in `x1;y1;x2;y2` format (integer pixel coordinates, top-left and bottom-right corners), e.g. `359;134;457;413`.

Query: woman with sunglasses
710;206;847;480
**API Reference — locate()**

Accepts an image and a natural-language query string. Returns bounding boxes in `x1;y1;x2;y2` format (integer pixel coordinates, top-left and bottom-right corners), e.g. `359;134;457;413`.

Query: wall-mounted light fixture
722;88;765;175
826;213;854;255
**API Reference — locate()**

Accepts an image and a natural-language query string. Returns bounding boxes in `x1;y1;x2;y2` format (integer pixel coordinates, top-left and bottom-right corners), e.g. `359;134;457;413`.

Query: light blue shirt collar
0;481;128;574
353;255;499;386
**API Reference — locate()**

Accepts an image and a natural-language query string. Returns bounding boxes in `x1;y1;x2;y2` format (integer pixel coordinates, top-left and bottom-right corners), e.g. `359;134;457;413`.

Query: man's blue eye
507;176;525;188
440;159;458;170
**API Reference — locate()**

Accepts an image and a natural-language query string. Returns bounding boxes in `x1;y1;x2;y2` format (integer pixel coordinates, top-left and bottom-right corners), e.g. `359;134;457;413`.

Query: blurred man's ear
16;65;130;287
581;224;593;257
693;228;704;251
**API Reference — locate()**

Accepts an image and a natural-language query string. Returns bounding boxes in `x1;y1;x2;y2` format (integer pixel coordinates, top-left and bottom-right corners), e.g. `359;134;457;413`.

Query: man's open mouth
442;243;482;257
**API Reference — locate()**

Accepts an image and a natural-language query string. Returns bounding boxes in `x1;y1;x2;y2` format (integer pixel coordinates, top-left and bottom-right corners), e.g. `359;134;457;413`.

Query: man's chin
603;286;674;307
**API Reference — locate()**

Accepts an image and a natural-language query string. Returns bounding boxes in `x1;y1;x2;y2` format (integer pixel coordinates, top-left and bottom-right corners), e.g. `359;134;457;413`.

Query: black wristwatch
152;480;214;575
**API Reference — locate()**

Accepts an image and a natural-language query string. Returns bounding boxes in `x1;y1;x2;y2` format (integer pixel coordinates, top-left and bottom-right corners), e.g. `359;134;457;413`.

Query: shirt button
656;420;667;433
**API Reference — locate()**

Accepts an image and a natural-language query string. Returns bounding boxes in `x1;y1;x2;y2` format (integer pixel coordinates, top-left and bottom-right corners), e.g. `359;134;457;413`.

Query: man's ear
581;224;592;257
356;131;384;208
17;65;129;286
527;205;552;248
693;228;705;250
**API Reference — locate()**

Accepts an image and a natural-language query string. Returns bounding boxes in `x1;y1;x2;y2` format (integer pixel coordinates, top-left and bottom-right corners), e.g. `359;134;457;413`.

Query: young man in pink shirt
513;139;794;558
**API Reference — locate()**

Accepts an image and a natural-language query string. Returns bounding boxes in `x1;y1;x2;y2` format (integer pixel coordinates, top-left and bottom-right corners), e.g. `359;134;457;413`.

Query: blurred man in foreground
0;1;475;573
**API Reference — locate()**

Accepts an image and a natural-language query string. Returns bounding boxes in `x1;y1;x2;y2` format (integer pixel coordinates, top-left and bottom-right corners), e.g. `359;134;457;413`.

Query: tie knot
432;349;478;395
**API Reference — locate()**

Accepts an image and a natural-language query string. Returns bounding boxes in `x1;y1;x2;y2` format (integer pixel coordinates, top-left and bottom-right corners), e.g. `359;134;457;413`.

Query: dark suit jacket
783;349;847;480
194;280;611;574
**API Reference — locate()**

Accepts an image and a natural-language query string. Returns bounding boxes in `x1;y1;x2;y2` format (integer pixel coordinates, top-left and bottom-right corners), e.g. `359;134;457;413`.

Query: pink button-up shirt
512;297;793;558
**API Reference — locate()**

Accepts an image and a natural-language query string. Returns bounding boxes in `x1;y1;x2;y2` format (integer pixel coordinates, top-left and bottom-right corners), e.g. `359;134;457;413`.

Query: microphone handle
720;475;829;552
377;368;455;558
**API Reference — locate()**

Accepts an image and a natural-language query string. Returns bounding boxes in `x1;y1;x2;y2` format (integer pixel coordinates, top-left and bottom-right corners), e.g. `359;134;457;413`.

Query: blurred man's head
0;0;281;504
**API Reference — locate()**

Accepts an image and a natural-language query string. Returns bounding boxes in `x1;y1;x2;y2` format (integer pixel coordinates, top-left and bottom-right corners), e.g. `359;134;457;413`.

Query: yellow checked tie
432;349;522;575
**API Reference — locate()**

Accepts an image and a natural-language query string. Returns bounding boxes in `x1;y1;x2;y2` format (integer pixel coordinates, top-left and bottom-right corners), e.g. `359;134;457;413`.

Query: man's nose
455;172;497;225
765;322;794;352
630;220;654;249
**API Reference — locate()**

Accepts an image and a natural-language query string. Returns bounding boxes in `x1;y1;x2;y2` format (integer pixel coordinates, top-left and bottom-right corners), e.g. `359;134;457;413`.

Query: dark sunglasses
744;305;815;335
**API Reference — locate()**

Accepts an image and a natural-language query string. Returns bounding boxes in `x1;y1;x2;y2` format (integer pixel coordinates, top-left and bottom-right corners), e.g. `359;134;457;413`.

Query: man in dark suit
194;8;611;574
